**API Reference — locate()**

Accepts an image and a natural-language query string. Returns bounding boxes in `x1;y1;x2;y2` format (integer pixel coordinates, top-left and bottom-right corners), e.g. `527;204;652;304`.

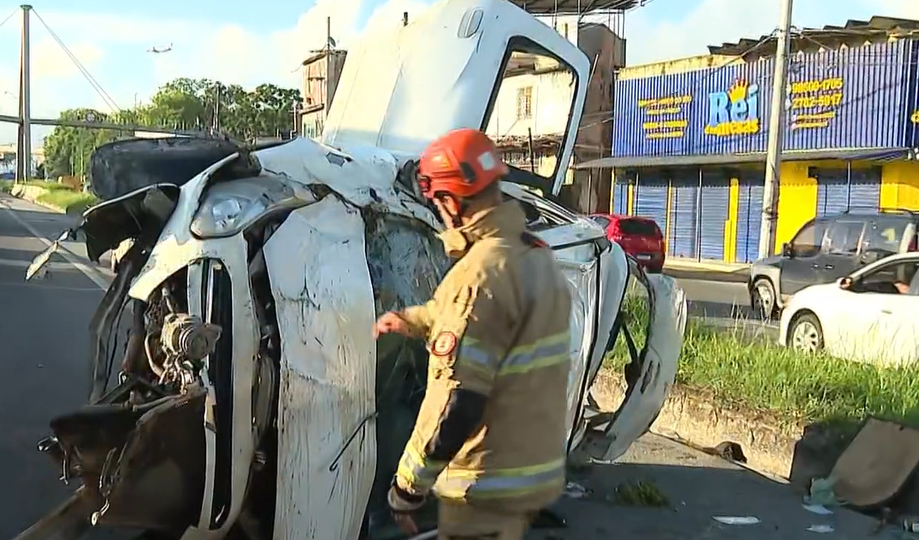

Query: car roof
850;251;919;279
819;209;919;222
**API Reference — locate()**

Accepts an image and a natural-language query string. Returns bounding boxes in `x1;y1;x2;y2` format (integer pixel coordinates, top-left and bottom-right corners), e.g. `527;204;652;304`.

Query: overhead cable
32;8;122;114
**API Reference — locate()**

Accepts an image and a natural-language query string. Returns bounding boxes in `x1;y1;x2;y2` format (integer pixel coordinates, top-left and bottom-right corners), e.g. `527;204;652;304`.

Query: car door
780;220;827;295
839;258;919;365
823;289;889;362
875;293;919;365
813;219;865;283
500;182;684;458
868;259;919;365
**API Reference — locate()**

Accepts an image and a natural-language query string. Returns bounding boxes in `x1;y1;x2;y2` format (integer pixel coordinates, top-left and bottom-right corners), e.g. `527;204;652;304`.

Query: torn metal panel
254;138;441;232
265;197;377;540
602;272;686;462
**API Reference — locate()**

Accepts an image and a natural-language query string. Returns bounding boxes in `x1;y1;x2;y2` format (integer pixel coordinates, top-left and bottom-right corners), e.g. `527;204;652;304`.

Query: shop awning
573;147;914;169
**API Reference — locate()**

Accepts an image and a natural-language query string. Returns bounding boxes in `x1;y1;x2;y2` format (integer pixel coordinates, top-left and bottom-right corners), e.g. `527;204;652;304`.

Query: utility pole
17;4;31;182
213;84;221;132
325;16;331;111
758;0;794;258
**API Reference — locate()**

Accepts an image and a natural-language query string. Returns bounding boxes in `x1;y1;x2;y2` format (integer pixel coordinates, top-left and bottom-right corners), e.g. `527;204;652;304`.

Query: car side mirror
781;242;793;258
839;277;854;291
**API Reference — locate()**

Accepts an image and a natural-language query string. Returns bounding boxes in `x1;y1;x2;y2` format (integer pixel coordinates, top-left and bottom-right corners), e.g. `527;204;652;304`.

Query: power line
31;8;122;114
0;8;17;32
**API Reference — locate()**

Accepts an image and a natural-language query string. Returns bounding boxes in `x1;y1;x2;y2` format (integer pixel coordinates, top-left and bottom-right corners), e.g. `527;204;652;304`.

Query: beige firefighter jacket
394;200;573;512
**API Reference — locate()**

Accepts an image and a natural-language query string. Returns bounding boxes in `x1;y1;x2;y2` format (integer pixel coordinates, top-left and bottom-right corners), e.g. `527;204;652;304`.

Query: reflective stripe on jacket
396;200;572;511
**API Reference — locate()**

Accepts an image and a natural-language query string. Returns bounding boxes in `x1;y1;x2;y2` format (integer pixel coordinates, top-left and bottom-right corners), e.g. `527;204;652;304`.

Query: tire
788;312;824;353
751;277;777;320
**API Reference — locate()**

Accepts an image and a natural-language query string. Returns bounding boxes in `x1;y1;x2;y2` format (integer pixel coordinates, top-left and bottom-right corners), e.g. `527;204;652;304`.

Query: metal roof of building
508;0;641;15
708;16;919;57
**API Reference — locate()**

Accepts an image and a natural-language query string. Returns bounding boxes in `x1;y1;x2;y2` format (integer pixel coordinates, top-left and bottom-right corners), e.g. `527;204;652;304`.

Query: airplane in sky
147;43;173;54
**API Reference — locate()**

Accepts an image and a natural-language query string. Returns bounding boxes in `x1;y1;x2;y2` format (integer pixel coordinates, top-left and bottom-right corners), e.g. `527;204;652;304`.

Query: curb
592;371;836;483
10;184;67;214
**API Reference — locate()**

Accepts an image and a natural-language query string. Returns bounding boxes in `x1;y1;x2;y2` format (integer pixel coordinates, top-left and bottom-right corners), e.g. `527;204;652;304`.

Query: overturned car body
18;1;687;539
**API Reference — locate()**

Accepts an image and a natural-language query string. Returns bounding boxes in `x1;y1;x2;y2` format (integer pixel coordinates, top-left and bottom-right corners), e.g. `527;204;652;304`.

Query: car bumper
632;255;664;273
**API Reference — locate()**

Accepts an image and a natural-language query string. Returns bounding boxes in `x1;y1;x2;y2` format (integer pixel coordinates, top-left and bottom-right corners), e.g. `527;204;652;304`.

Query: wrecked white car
17;0;687;539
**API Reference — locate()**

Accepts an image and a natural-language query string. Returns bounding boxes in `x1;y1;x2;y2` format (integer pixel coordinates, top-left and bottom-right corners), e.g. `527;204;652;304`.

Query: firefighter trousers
437;501;535;540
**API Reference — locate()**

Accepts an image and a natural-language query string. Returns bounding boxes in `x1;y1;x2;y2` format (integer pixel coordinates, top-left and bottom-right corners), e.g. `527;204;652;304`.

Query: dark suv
749;209;919;319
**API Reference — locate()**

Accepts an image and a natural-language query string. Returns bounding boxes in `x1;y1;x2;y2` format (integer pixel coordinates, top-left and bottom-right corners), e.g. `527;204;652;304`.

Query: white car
17;1;687;539
780;252;919;365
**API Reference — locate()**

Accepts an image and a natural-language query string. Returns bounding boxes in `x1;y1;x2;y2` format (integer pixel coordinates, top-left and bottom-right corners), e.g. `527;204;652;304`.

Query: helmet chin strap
437;193;468;229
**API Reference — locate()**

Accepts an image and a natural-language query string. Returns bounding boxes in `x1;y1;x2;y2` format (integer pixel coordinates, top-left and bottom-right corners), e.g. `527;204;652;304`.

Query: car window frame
789;218;828;258
851;257;919;294
822;219;866;256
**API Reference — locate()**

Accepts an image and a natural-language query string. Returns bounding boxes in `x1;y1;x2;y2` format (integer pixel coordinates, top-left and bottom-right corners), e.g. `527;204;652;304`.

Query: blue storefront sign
612;40;913;158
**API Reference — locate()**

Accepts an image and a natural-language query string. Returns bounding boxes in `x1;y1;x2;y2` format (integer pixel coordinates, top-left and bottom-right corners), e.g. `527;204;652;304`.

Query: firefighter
373;128;573;540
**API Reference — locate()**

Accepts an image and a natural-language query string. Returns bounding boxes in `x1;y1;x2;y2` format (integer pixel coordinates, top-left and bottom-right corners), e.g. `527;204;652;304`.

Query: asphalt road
0;194;108;539
666;271;780;343
533;434;896;540
0;194;884;539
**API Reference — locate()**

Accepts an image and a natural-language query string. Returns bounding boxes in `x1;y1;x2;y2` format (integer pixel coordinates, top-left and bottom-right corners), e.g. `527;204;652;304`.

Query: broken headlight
191;193;268;238
190;176;302;239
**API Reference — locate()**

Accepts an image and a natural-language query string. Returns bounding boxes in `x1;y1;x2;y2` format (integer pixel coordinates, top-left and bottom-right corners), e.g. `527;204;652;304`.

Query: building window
516;86;533;120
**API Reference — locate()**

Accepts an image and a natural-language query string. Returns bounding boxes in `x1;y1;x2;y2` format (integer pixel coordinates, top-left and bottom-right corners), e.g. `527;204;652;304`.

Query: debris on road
803;504;834;516
564;482;589;499
806;524;834;533
613;480;669;507
712;516;761;525
827;418;919;510
805;477;845;507
702;441;747;464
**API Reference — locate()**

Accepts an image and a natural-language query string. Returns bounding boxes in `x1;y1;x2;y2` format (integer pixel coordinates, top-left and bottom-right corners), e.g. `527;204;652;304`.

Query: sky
0;0;916;147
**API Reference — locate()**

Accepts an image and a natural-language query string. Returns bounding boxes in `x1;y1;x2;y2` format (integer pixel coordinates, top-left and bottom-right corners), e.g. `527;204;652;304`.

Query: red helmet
417;128;509;200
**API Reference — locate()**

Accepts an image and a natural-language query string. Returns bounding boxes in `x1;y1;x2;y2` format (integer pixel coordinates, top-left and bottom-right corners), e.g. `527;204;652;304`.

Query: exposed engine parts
161;314;222;362
141;282;223;390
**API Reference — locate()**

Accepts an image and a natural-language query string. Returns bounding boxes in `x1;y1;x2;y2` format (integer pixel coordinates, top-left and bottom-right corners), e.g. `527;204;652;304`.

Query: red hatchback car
589;213;665;273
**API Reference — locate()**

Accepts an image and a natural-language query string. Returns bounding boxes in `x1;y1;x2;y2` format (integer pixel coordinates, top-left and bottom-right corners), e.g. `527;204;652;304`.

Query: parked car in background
779;251;919;365
749;209;919;319
590;213;665;273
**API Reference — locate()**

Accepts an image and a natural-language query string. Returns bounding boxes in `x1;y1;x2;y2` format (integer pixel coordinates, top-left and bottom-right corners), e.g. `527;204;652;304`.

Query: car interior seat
908;267;919;295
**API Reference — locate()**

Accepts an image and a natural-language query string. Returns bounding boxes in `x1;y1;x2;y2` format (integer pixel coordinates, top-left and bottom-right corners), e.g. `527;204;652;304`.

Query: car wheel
751;278;777;320
788;312;824;353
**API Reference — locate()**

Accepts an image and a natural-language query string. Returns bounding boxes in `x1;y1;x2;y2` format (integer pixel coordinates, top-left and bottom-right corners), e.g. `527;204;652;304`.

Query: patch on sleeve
432;331;458;357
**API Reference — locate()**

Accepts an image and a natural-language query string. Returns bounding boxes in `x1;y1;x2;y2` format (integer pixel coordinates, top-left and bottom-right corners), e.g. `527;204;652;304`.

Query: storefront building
597;20;919;263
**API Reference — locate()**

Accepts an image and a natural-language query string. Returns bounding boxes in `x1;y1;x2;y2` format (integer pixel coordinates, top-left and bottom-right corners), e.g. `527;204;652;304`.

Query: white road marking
0;198;110;290
0;258;83;271
0;280;101;292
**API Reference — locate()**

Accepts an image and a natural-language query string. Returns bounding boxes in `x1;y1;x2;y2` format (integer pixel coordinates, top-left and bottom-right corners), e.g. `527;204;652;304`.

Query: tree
42;108;120;178
141;78;302;139
41;78;303;179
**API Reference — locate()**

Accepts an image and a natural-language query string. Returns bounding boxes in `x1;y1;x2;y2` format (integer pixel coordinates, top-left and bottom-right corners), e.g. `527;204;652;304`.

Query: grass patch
0;180;10;193
23;180;78;191
36;189;100;214
605;280;919;433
